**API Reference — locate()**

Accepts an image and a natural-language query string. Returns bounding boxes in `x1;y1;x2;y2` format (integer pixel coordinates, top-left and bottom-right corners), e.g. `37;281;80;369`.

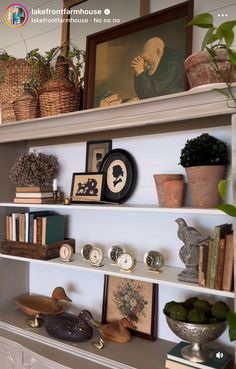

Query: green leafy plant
0;43;85;91
187;13;236;106
179;133;229;167
217;175;236;216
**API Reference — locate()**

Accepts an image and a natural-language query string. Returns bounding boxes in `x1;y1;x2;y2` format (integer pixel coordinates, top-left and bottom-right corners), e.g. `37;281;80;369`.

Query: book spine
25;213;29;243
222;233;234;291
206;239;213;288
41;217;47;245
19;213;25;242
165;359;194;369
16;186;53;193
214;238;226;290
209;224;231;289
198;243;204;287
12;213;20;242
202;241;209;288
5;215;9;241
9;215;13;241
14;197;53;204
33;219;37;243
15;192;53;198
36;217;43;244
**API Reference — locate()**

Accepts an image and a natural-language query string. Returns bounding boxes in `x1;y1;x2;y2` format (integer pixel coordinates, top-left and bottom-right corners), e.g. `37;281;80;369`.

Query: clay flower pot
153;174;185;208
185;165;226;208
184;49;236;89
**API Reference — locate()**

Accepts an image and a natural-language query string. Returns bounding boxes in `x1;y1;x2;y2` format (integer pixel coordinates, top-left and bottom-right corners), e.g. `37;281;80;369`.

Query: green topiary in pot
180;133;229;167
180;133;229;208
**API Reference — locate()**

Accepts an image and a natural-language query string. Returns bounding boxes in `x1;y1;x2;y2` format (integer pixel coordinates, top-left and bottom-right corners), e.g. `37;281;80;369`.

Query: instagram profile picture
4;3;28;28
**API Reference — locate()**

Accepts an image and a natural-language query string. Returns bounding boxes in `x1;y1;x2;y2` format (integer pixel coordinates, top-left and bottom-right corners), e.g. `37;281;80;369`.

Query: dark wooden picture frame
70;172;104;202
85;140;112;172
61;0;150;54
102;275;158;341
84;0;193;109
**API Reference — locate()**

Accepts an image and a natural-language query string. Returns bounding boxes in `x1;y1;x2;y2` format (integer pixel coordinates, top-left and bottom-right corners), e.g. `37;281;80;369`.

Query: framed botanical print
102;275;158;340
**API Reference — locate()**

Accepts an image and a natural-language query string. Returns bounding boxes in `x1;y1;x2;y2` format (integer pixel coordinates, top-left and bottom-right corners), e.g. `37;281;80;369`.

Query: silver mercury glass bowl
165;315;226;363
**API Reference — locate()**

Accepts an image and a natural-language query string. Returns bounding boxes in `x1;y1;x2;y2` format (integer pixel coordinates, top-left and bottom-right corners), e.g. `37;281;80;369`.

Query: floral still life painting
102;276;158;340
112;279;148;323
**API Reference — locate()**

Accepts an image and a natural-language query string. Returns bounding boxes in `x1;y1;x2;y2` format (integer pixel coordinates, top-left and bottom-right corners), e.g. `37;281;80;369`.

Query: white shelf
0;308;174;369
0;202;228;215
0;88;235;143
0;253;233;298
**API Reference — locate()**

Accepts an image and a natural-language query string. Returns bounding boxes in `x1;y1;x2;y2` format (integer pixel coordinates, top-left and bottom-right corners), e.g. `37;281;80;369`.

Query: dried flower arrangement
9;152;59;186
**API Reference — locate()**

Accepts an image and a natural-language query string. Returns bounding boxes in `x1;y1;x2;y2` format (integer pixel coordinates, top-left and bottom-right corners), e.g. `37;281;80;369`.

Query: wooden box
0;238;75;260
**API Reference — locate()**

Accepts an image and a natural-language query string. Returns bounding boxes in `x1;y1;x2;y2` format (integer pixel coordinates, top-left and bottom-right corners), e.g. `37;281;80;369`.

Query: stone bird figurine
175;218;205;247
90;317;136;344
42;310;94;342
175;218;206;284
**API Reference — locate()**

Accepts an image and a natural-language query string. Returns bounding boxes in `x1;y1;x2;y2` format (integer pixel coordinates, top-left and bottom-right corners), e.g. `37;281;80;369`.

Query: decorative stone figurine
175;218;206;283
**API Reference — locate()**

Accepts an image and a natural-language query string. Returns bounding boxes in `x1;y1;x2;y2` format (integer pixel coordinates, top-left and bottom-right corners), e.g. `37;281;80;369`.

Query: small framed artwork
100;149;137;204
102;275;158;341
85;140;112;172
70;173;104;203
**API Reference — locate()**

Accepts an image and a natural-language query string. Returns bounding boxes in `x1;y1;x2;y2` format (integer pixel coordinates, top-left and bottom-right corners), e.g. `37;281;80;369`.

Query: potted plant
184;13;236;98
179;133;229;208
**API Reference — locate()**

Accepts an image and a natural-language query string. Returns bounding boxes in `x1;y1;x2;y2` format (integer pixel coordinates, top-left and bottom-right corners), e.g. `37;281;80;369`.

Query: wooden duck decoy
14;287;72;317
91;317;136;344
42;310;94;342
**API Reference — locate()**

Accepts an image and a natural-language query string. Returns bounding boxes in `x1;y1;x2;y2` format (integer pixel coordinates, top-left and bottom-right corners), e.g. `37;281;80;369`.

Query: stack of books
14;186;54;204
165;342;233;369
6;210;64;244
198;223;233;292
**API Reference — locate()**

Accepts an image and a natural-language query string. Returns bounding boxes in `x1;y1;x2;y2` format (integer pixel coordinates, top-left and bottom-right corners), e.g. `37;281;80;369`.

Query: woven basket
0;59;50;124
12;94;39;121
39;57;79;117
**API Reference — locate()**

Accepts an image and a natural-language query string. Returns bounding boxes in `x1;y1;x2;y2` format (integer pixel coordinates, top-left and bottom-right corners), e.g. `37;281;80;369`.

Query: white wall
30;125;234;348
1;0;236;58
150;0;236;52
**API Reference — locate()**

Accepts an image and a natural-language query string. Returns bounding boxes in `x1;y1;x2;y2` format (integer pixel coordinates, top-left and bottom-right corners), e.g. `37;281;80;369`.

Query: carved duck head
51;287;72;312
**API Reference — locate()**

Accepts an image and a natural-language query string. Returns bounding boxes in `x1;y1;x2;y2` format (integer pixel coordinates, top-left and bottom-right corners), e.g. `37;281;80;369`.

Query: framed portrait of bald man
84;0;193;109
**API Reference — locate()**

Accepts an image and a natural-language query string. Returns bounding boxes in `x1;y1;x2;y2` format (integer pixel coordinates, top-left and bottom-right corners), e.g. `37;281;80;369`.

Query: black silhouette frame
100;149;137;203
70;172;104;203
85;140;112;172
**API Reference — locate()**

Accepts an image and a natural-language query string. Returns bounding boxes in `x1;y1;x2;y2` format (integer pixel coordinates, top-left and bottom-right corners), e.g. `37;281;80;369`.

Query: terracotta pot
184;49;236;89
153;174;184;208
185;165;226;208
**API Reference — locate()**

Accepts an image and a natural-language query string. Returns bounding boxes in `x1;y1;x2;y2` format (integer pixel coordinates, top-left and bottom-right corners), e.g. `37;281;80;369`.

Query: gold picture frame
70;172;104;202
